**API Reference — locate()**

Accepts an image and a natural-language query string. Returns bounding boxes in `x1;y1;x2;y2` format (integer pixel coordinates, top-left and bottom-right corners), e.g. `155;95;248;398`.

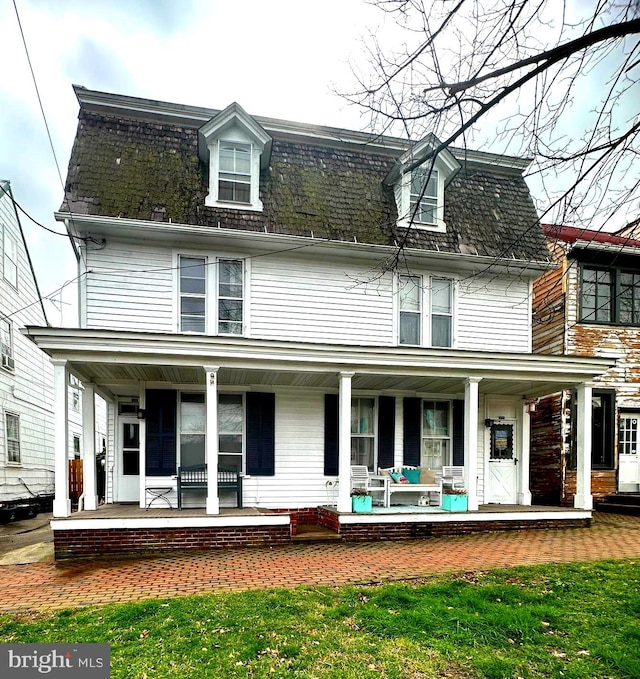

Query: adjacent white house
27;87;613;557
0;180;54;516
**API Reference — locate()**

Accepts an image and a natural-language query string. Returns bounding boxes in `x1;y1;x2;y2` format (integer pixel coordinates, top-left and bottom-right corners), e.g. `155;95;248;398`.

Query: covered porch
26;328;612;557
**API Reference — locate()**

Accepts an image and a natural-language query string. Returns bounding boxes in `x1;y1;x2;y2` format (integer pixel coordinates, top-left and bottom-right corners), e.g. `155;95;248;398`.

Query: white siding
241;389;335;508
457;277;531;352
84;241;173;331
82;236;534;352
0;184;55;501
250;256;394;345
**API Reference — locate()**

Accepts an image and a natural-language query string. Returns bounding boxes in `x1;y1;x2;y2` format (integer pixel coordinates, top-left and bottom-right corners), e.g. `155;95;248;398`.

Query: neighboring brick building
531;223;640;505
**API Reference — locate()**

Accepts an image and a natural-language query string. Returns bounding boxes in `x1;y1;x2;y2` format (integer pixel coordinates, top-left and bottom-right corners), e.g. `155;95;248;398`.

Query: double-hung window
410;168;438;226
180;392;206;467
431;278;453;347
351;397;375;470
179;256;207;332
1;319;14;371
422;401;451;469
581;264;640;325
5;412;20;464
3;230;17;288
219;142;251;204
218;260;243;335
399;275;421;345
219;394;244;472
398;275;453;347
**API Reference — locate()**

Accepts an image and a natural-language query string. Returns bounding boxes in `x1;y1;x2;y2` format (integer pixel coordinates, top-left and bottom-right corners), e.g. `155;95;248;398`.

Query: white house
26;87;613;557
0;180;54;516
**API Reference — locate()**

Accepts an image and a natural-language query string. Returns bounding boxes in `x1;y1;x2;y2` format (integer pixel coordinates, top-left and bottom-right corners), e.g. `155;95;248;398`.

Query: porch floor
56;502;586;521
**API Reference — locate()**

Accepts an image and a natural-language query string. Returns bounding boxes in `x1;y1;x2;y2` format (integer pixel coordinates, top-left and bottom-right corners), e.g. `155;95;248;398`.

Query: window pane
181;297;206;315
423;401;449;437
432;315;452;347
122;450;139;475
219;395;243;432
351;398;374;435
219;454;242;472
399;276;420;311
180;257;206;279
399;312;420;345
421;439;447;469
181;401;205;433
219;299;243;322
180;434;205;467
431;279;452;314
350;436;374;468
181;317;206;333
219;434;243;454
122;423;139;449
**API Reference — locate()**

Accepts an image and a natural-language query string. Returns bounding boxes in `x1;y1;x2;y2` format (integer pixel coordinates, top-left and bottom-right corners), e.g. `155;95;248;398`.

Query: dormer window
200;102;272;213
219;142;251;204
385;134;460;234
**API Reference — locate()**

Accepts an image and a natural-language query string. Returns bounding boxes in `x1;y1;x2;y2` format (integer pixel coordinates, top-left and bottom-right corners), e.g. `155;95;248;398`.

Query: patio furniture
442;466;465;491
177;464;243;509
350;465;388;506
145;485;173;509
380;466;442;507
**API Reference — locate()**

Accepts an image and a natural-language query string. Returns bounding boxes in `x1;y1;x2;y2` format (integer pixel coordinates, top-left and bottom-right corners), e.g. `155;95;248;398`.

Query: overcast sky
0;0;635;326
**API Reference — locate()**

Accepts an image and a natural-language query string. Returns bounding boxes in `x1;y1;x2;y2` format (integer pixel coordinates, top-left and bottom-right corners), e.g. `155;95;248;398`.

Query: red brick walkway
1;513;638;614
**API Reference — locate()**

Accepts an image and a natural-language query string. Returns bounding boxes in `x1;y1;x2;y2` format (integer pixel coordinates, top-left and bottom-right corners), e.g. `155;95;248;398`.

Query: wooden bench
381;466;443;507
177;464;243;509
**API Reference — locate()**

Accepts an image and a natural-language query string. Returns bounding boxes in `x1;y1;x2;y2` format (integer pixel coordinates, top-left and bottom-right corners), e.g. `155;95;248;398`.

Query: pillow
402;467;421;484
388;471;401;483
378;467;394;478
419;468;437;485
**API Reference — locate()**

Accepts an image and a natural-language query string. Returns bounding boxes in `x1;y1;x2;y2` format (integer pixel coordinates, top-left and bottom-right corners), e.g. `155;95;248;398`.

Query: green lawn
1;560;638;678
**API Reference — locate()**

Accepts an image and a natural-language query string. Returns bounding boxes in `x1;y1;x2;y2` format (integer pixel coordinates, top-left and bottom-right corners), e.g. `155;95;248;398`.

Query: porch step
292;525;342;543
596;494;640;516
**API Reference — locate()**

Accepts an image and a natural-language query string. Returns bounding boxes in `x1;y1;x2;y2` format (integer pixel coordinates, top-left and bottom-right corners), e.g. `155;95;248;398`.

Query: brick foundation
54;525;291;559
338;517;591;541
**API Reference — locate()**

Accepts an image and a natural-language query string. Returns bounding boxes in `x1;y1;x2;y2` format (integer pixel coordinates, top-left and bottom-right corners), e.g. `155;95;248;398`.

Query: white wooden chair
441;466;465;490
350;466;388;506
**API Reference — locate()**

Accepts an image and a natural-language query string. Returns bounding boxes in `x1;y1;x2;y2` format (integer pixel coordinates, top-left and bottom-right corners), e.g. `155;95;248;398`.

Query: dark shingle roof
62;104;549;263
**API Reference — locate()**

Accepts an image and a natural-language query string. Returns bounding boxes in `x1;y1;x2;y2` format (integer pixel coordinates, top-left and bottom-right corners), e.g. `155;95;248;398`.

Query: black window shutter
324;394;339;475
145;389;177;476
377;396;395;469
452;399;465;466
403;397;421;466
246;392;275;476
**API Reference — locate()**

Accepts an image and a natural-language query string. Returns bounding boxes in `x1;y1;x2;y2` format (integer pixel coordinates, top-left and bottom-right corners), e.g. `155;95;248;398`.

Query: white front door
619;413;640;492
117;418;140;502
487;420;518;504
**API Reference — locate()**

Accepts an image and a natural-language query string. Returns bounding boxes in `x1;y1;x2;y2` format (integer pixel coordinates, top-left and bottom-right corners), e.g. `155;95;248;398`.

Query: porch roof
25;326;614;400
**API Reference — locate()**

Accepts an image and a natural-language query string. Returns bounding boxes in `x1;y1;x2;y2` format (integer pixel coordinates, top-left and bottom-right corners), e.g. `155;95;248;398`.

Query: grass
1;560;638;678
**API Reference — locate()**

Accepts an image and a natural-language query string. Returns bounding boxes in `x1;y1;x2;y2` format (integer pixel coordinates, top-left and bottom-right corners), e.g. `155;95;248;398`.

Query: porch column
464;377;481;511
337;371;355;513
81;382;98;511
52;359;70;517
138;382;147;509
575;382;593;509
205;366;220;515
517;401;533;505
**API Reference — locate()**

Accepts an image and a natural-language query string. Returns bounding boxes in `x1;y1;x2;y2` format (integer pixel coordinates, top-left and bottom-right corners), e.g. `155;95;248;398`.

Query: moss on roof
62;109;548;262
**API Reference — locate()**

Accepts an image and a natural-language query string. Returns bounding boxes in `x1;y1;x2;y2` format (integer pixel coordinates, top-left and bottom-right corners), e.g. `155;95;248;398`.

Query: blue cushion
402;468;421;484
389;471;401;483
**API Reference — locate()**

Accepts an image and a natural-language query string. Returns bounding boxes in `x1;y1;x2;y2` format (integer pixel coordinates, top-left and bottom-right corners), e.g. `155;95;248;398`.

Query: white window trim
421;399;453;469
1;318;14;372
350;394;378;471
206;138;263;212
3;229;18;289
173;251;249;337
396;164;447;233
396;274;456;348
4;410;21;465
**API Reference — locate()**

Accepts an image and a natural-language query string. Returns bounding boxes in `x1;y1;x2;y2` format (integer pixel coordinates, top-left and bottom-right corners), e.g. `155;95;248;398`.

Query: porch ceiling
25;326;615;400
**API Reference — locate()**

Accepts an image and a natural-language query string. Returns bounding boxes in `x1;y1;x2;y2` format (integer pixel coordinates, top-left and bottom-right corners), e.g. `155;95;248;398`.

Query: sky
0;0;636;326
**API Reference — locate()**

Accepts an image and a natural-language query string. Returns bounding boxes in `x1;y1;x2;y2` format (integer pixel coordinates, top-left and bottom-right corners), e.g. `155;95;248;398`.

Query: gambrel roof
61;86;549;263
